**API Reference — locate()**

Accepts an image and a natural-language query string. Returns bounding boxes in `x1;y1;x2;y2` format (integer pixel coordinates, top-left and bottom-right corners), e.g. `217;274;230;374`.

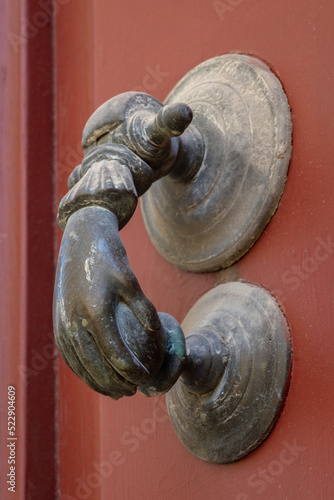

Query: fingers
122;284;162;333
106;254;167;382
55;282;165;393
103;233;162;335
115;266;165;343
69;325;137;398
116;300;166;382
83;227;166;383
55;320;112;396
54;312;136;399
87;307;153;386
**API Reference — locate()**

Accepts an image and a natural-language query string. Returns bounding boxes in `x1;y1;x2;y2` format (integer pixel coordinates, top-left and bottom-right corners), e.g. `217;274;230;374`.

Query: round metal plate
166;282;292;463
141;55;292;272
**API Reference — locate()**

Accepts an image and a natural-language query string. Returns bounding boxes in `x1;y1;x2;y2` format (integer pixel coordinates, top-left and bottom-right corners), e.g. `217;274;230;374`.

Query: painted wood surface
39;0;334;498
0;0;56;498
2;0;333;499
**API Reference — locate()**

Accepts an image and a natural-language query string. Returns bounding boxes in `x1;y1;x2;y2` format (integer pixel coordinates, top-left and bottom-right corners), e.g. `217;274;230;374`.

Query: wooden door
54;2;334;498
2;1;334;499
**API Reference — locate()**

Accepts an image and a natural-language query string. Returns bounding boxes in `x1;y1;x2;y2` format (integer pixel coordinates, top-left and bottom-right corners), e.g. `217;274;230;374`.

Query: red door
2;1;334;499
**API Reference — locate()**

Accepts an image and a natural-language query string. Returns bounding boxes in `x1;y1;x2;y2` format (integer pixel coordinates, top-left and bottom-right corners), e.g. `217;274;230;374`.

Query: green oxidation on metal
168;326;186;361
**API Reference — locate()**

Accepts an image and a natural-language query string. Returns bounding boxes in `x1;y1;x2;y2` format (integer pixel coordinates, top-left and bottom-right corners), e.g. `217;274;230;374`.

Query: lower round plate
166;282;292;463
141;54;292;272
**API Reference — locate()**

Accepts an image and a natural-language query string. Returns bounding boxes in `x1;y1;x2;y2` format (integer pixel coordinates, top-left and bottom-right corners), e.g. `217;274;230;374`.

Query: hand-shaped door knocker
54;55;292;463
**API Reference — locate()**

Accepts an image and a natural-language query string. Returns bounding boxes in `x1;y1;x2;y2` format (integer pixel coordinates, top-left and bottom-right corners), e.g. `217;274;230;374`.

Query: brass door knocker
54;55;292;462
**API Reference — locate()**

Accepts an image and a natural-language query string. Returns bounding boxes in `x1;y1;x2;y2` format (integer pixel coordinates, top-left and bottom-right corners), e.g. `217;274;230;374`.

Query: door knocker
54;54;292;463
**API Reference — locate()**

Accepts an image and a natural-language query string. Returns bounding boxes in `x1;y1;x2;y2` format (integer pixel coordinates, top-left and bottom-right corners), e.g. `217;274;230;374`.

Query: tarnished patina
54;54;292;463
142;54;292;271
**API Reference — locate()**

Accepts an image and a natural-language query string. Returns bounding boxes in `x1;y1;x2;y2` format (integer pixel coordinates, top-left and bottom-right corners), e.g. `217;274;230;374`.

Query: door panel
55;1;334;499
1;1;56;498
